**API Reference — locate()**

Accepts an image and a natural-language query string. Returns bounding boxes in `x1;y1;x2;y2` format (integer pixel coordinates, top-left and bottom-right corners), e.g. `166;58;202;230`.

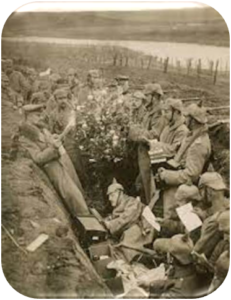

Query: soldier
48;88;87;188
192;211;229;294
18;104;90;217
131;91;146;124
67;68;80;100
1;71;19;108
5;59;29;108
158;104;211;185
26;68;40;102
194;173;229;258
152;234;211;298
158;104;211;218
137;97;188;206
159;98;189;157
142;83;166;138
78;69;107;109
158;184;202;238
104;179;155;262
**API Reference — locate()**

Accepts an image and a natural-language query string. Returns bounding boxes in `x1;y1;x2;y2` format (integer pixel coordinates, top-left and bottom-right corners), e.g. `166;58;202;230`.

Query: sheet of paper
142;206;161;232
176;202;202;232
26;233;49;252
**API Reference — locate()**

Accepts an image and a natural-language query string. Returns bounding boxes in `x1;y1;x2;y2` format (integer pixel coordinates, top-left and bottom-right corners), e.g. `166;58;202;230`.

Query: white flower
82;123;88;129
114;157;122;163
109;129;115;135
88;95;94;101
79;145;84;150
89;158;96;163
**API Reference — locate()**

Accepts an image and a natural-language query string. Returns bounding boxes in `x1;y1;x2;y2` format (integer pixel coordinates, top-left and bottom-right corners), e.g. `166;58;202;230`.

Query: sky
16;1;207;12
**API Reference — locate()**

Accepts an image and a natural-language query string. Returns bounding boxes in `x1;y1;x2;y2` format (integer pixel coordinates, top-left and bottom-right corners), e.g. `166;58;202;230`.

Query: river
2;36;230;70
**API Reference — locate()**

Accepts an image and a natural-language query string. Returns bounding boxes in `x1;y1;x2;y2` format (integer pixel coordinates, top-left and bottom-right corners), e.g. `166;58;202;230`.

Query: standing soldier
142;83;166;138
48;88;87;188
78;69;107;112
5;59;29;108
1;71;21;112
18;104;90;217
67;68;80;101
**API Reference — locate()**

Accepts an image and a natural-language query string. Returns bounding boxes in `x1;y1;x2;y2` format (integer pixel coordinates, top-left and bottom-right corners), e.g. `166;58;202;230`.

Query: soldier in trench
18;104;90;217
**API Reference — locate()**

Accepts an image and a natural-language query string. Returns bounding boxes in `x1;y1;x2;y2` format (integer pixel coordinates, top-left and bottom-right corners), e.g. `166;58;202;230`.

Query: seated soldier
151;234;211;298
158;184;202;238
104;179;155;262
135;98;188;207
194;172;229;257
192;211;229;293
158;104;211;218
18;104;90;217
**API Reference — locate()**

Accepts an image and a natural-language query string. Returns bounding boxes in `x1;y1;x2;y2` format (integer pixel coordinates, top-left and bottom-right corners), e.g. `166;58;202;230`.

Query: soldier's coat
160;116;189;157
19;122;89;216
163;126;211;185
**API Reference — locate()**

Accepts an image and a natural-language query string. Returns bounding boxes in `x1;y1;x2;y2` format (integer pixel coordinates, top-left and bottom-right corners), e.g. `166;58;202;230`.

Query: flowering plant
75;104;130;162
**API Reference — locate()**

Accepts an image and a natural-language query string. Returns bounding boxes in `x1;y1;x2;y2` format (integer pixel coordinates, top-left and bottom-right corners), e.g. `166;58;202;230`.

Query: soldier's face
2;79;9;89
28;111;43;126
145;94;152;106
6;66;13;75
164;108;173;122
109;191;120;207
122;81;129;92
68;74;75;85
56;95;68;107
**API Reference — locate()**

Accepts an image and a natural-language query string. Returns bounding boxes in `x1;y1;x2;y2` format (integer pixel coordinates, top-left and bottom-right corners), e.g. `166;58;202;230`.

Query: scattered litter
52;218;61;223
30;220;40;228
26;233;49;252
2;223;27;255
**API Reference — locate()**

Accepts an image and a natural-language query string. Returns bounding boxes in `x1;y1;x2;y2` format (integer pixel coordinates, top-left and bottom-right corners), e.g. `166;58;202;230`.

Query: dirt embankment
1;98;111;298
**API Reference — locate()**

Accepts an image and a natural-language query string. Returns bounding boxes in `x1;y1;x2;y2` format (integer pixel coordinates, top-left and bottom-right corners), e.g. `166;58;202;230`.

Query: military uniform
105;181;155;262
160;116;189;158
19;112;89;217
48;95;86;188
152;234;211;298
161;127;211;186
8;70;29;103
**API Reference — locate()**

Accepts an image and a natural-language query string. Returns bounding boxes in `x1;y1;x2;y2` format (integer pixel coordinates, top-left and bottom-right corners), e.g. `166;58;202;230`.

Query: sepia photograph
1;1;230;298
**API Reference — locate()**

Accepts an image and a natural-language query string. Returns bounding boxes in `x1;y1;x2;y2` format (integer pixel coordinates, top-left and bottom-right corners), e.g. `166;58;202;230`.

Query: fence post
209;60;214;75
176;60;181;73
147;56;153;69
186;58;192;76
164;57;169;73
213;59;219;85
197;59;202;78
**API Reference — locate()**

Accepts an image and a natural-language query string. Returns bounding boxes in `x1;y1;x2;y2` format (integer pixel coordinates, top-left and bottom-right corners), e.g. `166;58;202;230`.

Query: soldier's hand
52;135;62;149
158;167;166;181
138;136;150;147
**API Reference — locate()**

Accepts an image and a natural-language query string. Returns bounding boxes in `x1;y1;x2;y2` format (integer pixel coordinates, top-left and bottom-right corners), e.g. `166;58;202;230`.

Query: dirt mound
1;99;111;298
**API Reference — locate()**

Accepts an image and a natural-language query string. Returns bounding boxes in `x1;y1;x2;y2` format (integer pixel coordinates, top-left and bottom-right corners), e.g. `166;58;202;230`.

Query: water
2;36;230;70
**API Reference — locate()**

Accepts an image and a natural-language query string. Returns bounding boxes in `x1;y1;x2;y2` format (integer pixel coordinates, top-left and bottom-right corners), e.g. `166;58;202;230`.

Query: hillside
2;7;229;46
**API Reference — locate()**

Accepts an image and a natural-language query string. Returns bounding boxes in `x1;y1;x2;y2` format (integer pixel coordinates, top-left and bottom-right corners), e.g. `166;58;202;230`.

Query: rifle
205;106;229;112
208;119;230;129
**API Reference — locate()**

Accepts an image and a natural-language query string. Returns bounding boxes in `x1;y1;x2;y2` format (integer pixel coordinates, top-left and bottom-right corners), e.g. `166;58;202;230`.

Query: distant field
2;8;229;47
